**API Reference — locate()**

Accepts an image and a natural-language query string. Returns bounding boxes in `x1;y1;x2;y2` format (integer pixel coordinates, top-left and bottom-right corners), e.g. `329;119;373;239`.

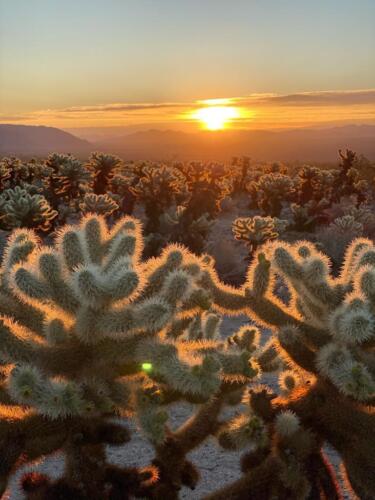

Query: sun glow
191;106;240;130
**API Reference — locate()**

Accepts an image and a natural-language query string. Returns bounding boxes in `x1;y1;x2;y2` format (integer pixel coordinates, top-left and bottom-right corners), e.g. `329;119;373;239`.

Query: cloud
236;89;375;107
0;102;190;127
0;115;31;122
59;102;187;113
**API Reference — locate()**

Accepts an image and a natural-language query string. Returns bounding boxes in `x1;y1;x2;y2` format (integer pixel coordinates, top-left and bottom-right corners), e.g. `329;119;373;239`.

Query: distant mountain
1;123;374;161
0;124;92;156
98;125;375;161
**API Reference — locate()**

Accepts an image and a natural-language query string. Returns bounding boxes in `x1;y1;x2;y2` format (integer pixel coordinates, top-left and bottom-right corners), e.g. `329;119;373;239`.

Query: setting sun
191;106;239;130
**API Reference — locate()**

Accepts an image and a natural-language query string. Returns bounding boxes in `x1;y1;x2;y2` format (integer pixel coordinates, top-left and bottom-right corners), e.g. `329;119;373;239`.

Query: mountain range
1;123;375;162
0;124;91;156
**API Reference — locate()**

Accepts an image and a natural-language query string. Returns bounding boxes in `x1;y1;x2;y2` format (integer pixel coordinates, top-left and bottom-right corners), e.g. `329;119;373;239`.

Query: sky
0;0;374;131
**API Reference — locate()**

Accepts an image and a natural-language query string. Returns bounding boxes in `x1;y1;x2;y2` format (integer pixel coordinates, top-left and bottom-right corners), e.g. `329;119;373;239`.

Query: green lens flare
142;362;153;372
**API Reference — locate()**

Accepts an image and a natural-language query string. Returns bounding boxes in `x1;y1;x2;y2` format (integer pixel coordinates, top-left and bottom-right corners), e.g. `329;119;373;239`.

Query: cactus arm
0;290;45;335
311;451;343;500
203;456;282;500
149;392;226;496
149;381;249;496
171;394;224;451
201;270;327;343
273;379;375;498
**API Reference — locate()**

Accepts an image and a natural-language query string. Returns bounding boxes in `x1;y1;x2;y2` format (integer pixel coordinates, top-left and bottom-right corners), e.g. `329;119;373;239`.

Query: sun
191;106;239;130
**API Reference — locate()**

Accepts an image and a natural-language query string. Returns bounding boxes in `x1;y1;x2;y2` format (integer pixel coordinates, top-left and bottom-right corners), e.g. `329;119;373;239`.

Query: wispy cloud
236;89;375;107
59;102;187;113
0;115;31;122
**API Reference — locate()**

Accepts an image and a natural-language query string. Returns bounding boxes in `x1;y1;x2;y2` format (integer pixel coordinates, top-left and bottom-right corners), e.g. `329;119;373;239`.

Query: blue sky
0;0;374;128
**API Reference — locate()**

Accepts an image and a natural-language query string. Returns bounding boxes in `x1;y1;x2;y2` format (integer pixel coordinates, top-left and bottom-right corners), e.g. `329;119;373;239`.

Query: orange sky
1;90;374;132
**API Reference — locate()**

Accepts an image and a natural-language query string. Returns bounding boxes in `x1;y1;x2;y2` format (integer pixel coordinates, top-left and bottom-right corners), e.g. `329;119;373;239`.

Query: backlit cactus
80;193;119;217
200;236;375;498
329;214;363;235
228;156;252;194
290;198;329;231
0;214;265;498
232;215;288;254
0;158;11;190
333;149;368;204
146;205;214;257
180;162;231;219
86;152;123;194
261;238;374;396
52;155;92;200
131;165;187;232
248;172;296;216
0;186;57;231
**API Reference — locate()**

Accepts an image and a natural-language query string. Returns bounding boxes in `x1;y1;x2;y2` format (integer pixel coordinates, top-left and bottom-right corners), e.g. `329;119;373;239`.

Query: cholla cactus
144;205;214;257
265;239;375;404
0;158;11;189
86;152;123;195
80;193;119;217
345;205;375;226
317;215;365;267
53;155;92;200
0;186;57;232
296;165;323;204
0;195;7;228
290;198;329;232
228;156;252;194
248;173;296;217
14;181;43;196
168;207;214;254
0;214;266;497
44;153;69;194
264;161;289;174
0;157;36;187
109;172;137;214
131;165;187;232
110;172;135;195
181;162;231;220
0;151;374;497
329;200;375;227
232;216;288;254
132;164;186;203
330;149;368;205
295;165;335;205
329;214;363;235
200;237;375;498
